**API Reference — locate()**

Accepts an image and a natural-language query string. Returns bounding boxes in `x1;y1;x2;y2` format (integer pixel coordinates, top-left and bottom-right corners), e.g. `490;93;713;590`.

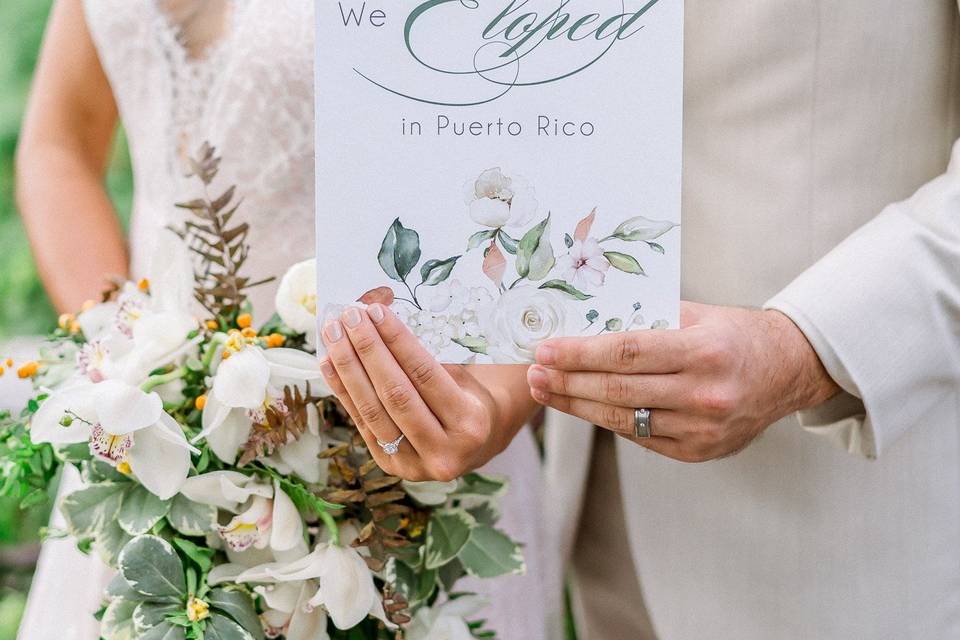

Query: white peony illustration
556;238;611;291
480;287;573;363
464;167;538;229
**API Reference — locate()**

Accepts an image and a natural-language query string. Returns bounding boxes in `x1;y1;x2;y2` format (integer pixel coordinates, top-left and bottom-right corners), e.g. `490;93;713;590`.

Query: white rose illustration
465;167;538;229
480;287;572;364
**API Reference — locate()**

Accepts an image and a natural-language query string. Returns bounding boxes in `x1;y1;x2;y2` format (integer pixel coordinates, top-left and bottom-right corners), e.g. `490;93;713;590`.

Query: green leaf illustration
538;279;593;301
378;218;421;282
497;230;519;255
420;256;461;286
516;215;555;281
453;336;489;355
467;229;497;250
604;252;646;276
610;216;678;242
648;242;666;254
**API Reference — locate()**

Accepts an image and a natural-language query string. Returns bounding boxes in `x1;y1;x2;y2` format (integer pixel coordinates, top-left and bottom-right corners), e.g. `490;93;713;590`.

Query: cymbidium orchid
179;471;307;557
30;379;197;499
275;259;319;347
197;334;330;471
236;542;390;631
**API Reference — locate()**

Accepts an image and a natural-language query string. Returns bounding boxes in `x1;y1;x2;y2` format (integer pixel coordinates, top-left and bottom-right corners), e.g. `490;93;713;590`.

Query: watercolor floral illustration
363;167;679;364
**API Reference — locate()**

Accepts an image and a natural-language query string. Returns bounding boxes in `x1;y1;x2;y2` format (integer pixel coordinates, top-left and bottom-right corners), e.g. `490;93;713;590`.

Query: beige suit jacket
545;2;960;638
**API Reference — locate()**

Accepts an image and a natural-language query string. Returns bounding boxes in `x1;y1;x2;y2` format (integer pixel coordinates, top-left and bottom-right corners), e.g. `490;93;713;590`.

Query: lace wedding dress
19;2;547;637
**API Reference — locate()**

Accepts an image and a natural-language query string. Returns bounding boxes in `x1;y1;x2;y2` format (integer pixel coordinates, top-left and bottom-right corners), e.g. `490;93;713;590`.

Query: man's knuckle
602;374;629;404
612;336;641;370
696;387;735;416
602;405;629;433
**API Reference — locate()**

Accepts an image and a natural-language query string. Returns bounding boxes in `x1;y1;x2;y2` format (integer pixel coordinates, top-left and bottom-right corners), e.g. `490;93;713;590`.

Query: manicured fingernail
527;365;548;389
343;307;363;328
324;320;343;342
319;359;335;378
367;303;385;324
531;388;550;403
536;344;555;365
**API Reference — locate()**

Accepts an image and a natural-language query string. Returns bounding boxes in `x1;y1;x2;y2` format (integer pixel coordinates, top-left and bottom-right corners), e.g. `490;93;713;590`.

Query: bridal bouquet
0;146;522;639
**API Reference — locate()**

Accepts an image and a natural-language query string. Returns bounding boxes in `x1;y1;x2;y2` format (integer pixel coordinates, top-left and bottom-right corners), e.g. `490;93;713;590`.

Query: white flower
480;288;573;363
180;473;306;556
236;543;390;630
30;380;197;499
276;259;318;342
556;238;610;291
197;341;331;467
406;596;488;640
465;168;537;229
256;581;329;640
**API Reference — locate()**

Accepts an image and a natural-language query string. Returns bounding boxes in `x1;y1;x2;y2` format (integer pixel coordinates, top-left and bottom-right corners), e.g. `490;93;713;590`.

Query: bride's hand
319;304;500;481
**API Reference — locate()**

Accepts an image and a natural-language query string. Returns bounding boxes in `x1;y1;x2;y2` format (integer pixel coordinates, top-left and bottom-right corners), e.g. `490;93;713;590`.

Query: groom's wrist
764;309;842;415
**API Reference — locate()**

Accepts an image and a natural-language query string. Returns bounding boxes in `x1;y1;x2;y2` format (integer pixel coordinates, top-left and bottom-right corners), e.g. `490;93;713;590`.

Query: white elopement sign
315;0;683;364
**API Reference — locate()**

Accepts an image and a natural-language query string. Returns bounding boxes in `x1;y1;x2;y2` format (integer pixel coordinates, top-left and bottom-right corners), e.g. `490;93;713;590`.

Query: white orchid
256;581;329;640
465;167;538;229
179;471;307;556
276;259;319;346
236;542;390;630
197;336;331;471
406;596;488;640
556;238;611;291
30;379;197;499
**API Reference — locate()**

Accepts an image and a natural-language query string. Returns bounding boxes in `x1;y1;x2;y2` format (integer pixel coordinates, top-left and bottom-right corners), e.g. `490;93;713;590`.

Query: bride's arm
16;0;127;313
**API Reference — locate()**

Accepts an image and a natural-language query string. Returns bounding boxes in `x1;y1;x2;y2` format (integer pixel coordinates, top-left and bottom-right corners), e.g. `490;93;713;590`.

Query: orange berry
0;366;5;377
58;313;74;330
68;320;81;334
195;395;207;410
267;333;286;348
221;350;231;360
137;278;150;291
241;327;257;339
237;313;253;329
17;361;39;379
5;358;13;368
205;319;219;331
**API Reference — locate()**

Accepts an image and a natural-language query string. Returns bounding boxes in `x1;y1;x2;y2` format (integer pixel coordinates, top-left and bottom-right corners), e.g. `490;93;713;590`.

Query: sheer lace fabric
19;3;547;638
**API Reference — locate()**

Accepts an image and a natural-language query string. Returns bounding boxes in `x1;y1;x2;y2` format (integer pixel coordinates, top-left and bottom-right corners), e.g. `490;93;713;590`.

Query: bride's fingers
322;317;413;456
527;366;683;410
367;303;467;427
339;306;446;453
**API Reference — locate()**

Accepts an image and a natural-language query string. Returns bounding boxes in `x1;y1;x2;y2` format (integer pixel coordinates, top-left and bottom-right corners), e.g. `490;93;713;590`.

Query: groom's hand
527;302;841;462
319;304;501;482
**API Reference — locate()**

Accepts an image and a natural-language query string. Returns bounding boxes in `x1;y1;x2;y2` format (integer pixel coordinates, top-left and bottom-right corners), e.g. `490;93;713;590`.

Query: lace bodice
82;0;315;314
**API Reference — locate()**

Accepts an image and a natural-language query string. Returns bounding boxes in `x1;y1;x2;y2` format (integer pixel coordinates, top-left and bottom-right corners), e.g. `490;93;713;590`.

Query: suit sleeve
764;140;960;459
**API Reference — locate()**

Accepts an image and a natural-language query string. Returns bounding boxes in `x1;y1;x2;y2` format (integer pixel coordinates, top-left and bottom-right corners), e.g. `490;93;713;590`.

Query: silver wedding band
376;434;405;456
634;408;652;439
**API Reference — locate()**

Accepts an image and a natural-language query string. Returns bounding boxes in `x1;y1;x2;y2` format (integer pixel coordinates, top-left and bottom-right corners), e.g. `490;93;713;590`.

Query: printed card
315;0;683;363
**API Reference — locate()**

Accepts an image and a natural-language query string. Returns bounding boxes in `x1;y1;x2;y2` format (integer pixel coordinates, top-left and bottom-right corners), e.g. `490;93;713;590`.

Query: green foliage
0;0;133;339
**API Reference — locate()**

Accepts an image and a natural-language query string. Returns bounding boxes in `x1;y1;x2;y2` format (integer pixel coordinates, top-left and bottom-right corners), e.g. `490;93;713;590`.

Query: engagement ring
377;434;406;456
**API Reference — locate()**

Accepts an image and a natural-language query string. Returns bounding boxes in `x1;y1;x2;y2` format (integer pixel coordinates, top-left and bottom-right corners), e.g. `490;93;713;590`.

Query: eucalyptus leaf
452;336;489;355
378;218;421;282
205;612;256;640
467;229;497;250
515;215;554;281
610;216;678;242
457;525;525;579
139;622;186;640
425;509;476;570
61;482;126;537
119;535;186;599
101;598;138;640
118;484;171;535
134;602;182;633
538;280;593;301
167;493;218;536
420;256;460;286
603;252;646;276
208;588;264;639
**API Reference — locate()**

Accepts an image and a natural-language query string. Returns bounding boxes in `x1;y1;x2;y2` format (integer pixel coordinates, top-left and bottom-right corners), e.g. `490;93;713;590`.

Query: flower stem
402;280;422;310
201;334;226;369
319;509;340;546
141;367;188;393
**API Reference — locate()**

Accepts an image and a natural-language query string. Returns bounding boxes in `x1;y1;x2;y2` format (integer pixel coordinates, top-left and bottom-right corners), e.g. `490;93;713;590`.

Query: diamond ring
376;434;406;456
634;408;652;439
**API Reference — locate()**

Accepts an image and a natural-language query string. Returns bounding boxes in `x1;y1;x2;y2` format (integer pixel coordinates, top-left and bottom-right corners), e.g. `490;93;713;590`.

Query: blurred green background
0;2;132;635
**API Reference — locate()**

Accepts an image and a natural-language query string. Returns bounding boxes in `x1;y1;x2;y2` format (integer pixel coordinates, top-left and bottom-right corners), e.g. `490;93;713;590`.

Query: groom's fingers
535;330;692;374
527;366;683;410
